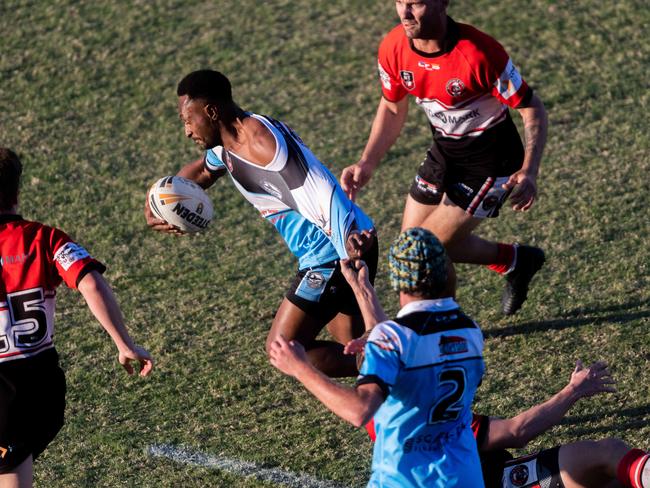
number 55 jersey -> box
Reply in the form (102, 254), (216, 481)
(0, 215), (105, 364)
(357, 298), (485, 488)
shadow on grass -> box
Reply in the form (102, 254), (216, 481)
(559, 404), (650, 437)
(485, 299), (650, 339)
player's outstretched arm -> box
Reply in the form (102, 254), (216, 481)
(481, 360), (615, 450)
(340, 96), (409, 201)
(503, 92), (548, 212)
(340, 258), (388, 331)
(270, 336), (384, 427)
(78, 270), (153, 377)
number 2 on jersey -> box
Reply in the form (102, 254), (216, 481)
(429, 367), (467, 424)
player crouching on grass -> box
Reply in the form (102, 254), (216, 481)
(0, 148), (153, 488)
(271, 228), (486, 487)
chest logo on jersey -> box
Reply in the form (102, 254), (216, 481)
(445, 78), (466, 97)
(417, 61), (440, 71)
(262, 181), (283, 200)
(400, 70), (415, 90)
(439, 335), (468, 355)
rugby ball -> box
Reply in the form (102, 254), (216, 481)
(148, 176), (213, 233)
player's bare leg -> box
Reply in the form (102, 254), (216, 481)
(412, 194), (544, 314)
(0, 455), (33, 488)
(557, 438), (640, 488)
(266, 298), (358, 377)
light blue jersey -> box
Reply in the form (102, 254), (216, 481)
(204, 114), (374, 270)
(358, 298), (485, 488)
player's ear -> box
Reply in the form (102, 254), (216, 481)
(204, 104), (219, 122)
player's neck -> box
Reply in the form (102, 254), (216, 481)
(0, 205), (18, 215)
(411, 37), (445, 54)
(410, 16), (449, 54)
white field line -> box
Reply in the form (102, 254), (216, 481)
(147, 443), (350, 488)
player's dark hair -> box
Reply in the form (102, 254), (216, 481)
(177, 70), (243, 139)
(0, 148), (22, 211)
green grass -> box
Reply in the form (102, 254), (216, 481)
(1, 0), (649, 486)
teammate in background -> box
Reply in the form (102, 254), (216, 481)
(270, 228), (486, 487)
(340, 0), (548, 315)
(473, 360), (650, 488)
(145, 69), (377, 378)
(0, 148), (153, 488)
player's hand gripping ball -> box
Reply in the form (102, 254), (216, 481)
(148, 176), (213, 233)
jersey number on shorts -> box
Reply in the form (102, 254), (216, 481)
(429, 367), (467, 424)
(0, 288), (48, 353)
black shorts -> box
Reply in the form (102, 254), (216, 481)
(499, 446), (563, 488)
(409, 116), (524, 219)
(0, 348), (66, 474)
(286, 235), (379, 323)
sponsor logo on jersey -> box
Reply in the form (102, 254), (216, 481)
(262, 181), (283, 200)
(378, 61), (392, 90)
(54, 243), (90, 271)
(418, 60), (440, 71)
(509, 464), (529, 486)
(495, 59), (523, 100)
(0, 253), (28, 266)
(0, 445), (9, 459)
(431, 109), (480, 126)
(439, 335), (468, 355)
(445, 78), (466, 97)
(400, 70), (415, 90)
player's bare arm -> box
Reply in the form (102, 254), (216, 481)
(480, 360), (615, 450)
(78, 270), (154, 377)
(340, 96), (409, 200)
(504, 93), (548, 212)
(339, 258), (388, 330)
(269, 336), (384, 427)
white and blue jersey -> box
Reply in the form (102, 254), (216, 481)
(204, 114), (374, 270)
(358, 298), (485, 488)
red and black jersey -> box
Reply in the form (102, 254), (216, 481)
(378, 17), (530, 174)
(0, 215), (105, 363)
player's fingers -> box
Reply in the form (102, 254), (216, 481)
(501, 174), (518, 190)
(140, 359), (153, 377)
(575, 359), (584, 372)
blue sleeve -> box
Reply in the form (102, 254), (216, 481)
(205, 148), (226, 173)
(357, 322), (403, 389)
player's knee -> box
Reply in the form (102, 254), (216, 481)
(595, 438), (631, 463)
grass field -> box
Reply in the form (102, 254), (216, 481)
(1, 0), (649, 486)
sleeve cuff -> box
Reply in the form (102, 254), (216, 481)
(356, 374), (390, 400)
(75, 261), (106, 288)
